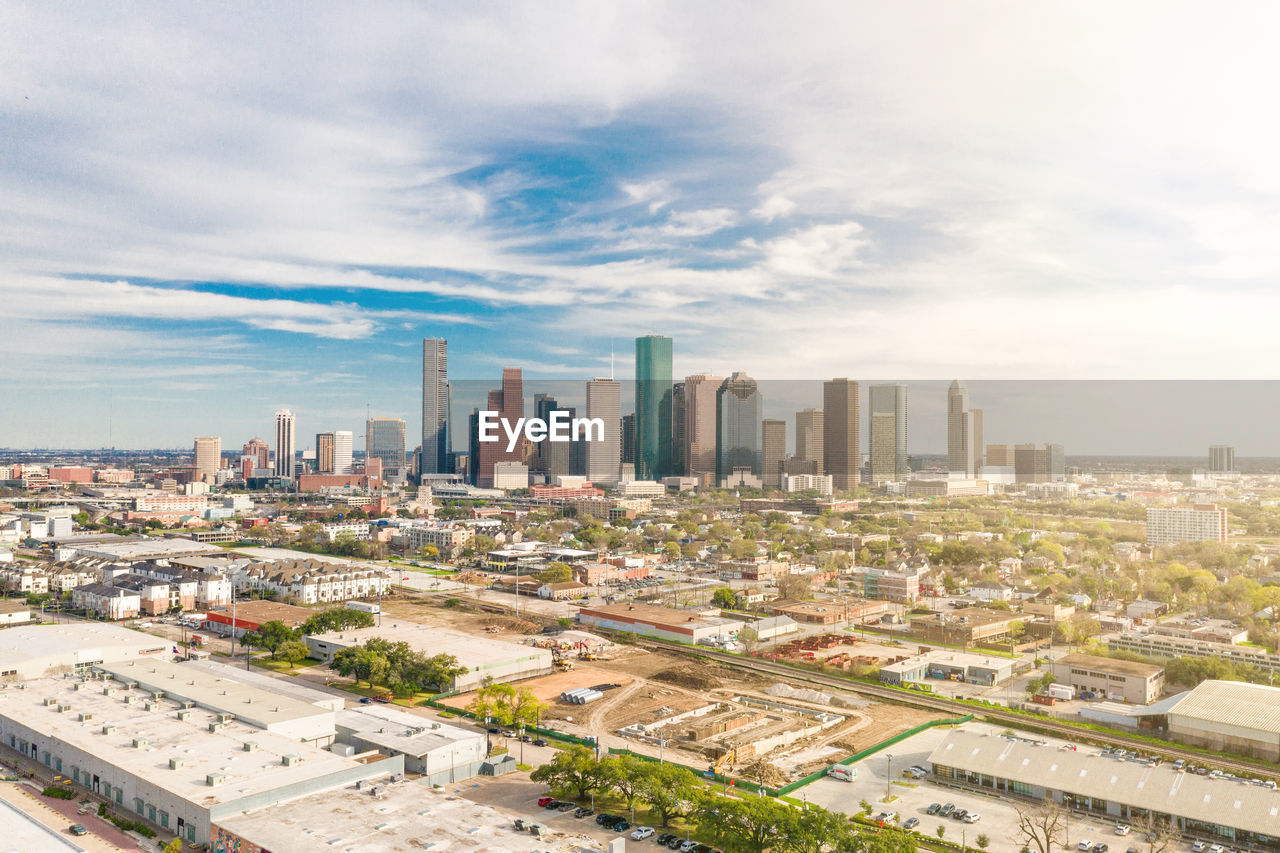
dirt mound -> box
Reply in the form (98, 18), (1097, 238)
(483, 615), (541, 634)
(652, 665), (720, 691)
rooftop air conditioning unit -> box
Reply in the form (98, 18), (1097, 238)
(243, 742), (258, 752)
(132, 737), (147, 748)
(169, 758), (184, 769)
(101, 724), (116, 735)
(206, 772), (224, 786)
(282, 754), (300, 766)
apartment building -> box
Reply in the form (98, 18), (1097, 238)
(400, 524), (475, 556)
(1146, 504), (1228, 546)
(1108, 632), (1280, 673)
(229, 559), (390, 605)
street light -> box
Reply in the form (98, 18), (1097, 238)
(885, 753), (893, 801)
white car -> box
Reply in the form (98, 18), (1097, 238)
(1191, 843), (1206, 852)
(1079, 841), (1095, 851)
(1115, 826), (1131, 836)
(631, 827), (655, 840)
(964, 813), (981, 824)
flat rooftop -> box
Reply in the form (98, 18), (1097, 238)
(74, 539), (222, 561)
(881, 649), (1014, 675)
(1056, 653), (1164, 678)
(0, 791), (89, 853)
(336, 705), (484, 757)
(0, 674), (369, 808)
(309, 623), (552, 669)
(212, 777), (562, 852)
(579, 602), (729, 628)
(206, 599), (314, 626)
(183, 658), (343, 712)
(98, 659), (335, 735)
(0, 623), (167, 672)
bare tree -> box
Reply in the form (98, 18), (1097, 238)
(1013, 799), (1068, 853)
(1139, 812), (1174, 853)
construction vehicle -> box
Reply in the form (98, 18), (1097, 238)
(554, 659), (574, 671)
(578, 650), (599, 661)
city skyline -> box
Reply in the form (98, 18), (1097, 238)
(7, 5), (1280, 452)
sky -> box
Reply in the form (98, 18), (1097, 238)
(4, 3), (1280, 453)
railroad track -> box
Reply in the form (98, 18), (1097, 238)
(632, 636), (1280, 782)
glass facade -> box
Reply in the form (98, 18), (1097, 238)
(635, 335), (673, 480)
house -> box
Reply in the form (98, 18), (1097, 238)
(997, 557), (1022, 576)
(72, 583), (142, 620)
(1126, 599), (1169, 621)
(538, 581), (588, 601)
(970, 581), (1013, 603)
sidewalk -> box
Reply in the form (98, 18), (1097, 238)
(0, 781), (140, 852)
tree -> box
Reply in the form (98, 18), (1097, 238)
(536, 562), (573, 584)
(936, 825), (946, 841)
(300, 607), (375, 635)
(783, 806), (859, 853)
(1013, 799), (1067, 853)
(240, 620), (298, 659)
(778, 573), (813, 601)
(694, 790), (790, 853)
(162, 839), (183, 853)
(600, 754), (646, 810)
(330, 647), (389, 688)
(529, 745), (605, 799)
(711, 587), (737, 609)
(278, 639), (310, 668)
(633, 762), (699, 826)
(664, 541), (681, 560)
(976, 834), (990, 850)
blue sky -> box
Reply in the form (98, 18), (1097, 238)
(4, 3), (1280, 452)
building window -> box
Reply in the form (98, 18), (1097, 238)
(135, 799), (144, 815)
(159, 810), (168, 829)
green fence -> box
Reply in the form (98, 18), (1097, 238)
(774, 713), (973, 796)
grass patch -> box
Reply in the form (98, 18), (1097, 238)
(249, 656), (324, 673)
(516, 763), (533, 771)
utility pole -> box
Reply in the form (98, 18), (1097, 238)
(885, 753), (893, 801)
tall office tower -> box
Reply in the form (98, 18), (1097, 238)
(366, 418), (407, 477)
(586, 378), (622, 484)
(795, 408), (824, 471)
(868, 384), (908, 484)
(242, 438), (269, 471)
(193, 436), (221, 482)
(1014, 443), (1065, 483)
(683, 373), (723, 480)
(315, 432), (336, 473)
(985, 443), (1015, 467)
(621, 414), (637, 466)
(466, 409), (481, 485)
(716, 372), (763, 483)
(534, 394), (573, 481)
(1209, 445), (1235, 473)
(635, 335), (674, 480)
(475, 367), (524, 488)
(761, 419), (786, 488)
(332, 430), (354, 475)
(273, 410), (296, 478)
(421, 338), (450, 475)
(947, 380), (983, 477)
(671, 381), (687, 477)
(822, 378), (859, 490)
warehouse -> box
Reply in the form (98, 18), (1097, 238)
(879, 649), (1016, 687)
(0, 623), (168, 680)
(0, 665), (400, 845)
(1049, 653), (1165, 704)
(203, 599), (315, 638)
(304, 621), (553, 692)
(1162, 680), (1280, 761)
(576, 602), (740, 644)
(334, 704), (486, 783)
(930, 729), (1280, 848)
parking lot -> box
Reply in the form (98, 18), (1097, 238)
(800, 723), (1137, 853)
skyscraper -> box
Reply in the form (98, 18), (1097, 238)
(315, 432), (335, 473)
(193, 436), (221, 482)
(868, 384), (908, 484)
(476, 367), (524, 488)
(421, 338), (450, 475)
(761, 419), (786, 488)
(823, 379), (859, 490)
(683, 374), (724, 481)
(947, 380), (982, 477)
(273, 410), (296, 479)
(534, 394), (574, 481)
(1014, 443), (1065, 483)
(635, 335), (673, 480)
(716, 372), (763, 483)
(586, 377), (622, 484)
(332, 430), (354, 475)
(671, 381), (687, 477)
(621, 414), (637, 466)
(242, 438), (269, 471)
(1209, 445), (1235, 473)
(795, 408), (824, 471)
(366, 418), (406, 478)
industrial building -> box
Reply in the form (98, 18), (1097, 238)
(0, 663), (402, 845)
(746, 615), (798, 641)
(0, 623), (169, 680)
(1108, 632), (1280, 674)
(879, 650), (1016, 687)
(334, 704), (486, 783)
(929, 729), (1280, 848)
(1049, 653), (1165, 704)
(576, 602), (740, 644)
(304, 621), (554, 692)
(1162, 680), (1280, 761)
(910, 607), (1024, 646)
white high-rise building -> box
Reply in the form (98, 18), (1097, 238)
(585, 377), (621, 484)
(193, 436), (221, 482)
(1147, 504), (1228, 546)
(273, 410), (296, 479)
(947, 380), (982, 478)
(421, 338), (449, 475)
(332, 430), (354, 475)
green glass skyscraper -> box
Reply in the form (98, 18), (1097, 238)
(634, 335), (673, 480)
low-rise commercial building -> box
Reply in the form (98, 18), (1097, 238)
(576, 602), (739, 644)
(203, 600), (315, 638)
(1162, 680), (1280, 761)
(0, 623), (168, 679)
(1049, 653), (1165, 704)
(880, 650), (1016, 687)
(537, 581), (588, 600)
(333, 704), (486, 782)
(304, 622), (553, 693)
(911, 607), (1024, 646)
(745, 615), (798, 641)
(770, 598), (890, 624)
(1108, 632), (1280, 674)
(0, 600), (32, 627)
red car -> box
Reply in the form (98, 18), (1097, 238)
(538, 796), (554, 807)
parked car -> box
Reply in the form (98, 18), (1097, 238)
(667, 838), (686, 850)
(680, 842), (700, 853)
(538, 796), (554, 807)
(656, 834), (675, 846)
(1115, 825), (1131, 836)
(927, 803), (941, 815)
(940, 803), (955, 816)
(903, 818), (920, 829)
(556, 801), (576, 812)
(613, 820), (632, 832)
(68, 825), (87, 837)
(1079, 841), (1095, 851)
(1094, 843), (1109, 852)
(574, 807), (594, 818)
(632, 827), (656, 840)
(964, 813), (980, 824)
(533, 738), (548, 747)
(1190, 843), (1206, 853)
